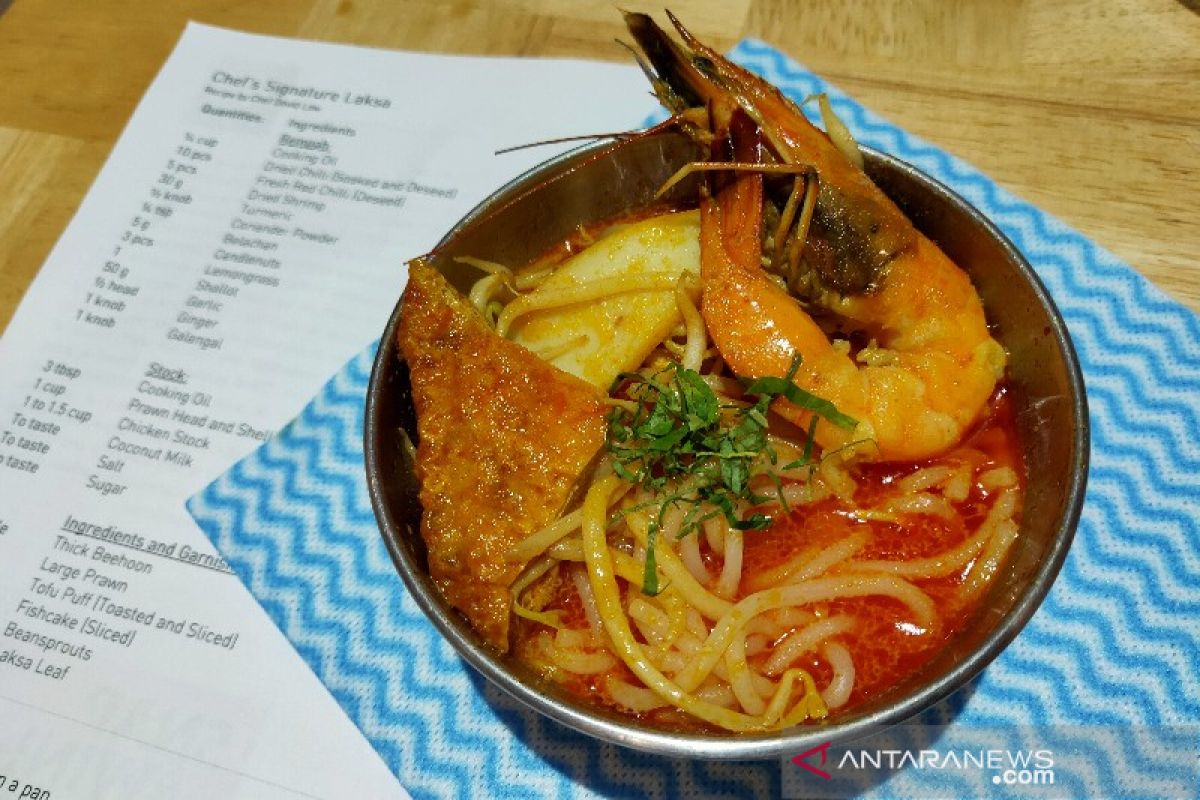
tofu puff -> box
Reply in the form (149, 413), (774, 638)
(396, 261), (608, 651)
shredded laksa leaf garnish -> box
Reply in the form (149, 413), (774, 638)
(604, 355), (858, 594)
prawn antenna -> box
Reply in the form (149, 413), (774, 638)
(494, 131), (636, 156)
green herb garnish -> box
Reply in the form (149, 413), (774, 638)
(605, 353), (858, 594)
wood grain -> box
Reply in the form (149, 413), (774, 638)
(2, 0), (1198, 333)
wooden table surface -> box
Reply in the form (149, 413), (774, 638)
(2, 0), (1198, 333)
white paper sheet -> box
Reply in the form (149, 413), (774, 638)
(0, 23), (652, 799)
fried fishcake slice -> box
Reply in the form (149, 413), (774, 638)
(397, 261), (607, 651)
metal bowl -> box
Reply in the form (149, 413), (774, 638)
(364, 130), (1088, 759)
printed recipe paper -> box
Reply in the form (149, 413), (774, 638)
(0, 23), (652, 799)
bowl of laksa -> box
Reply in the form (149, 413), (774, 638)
(365, 13), (1087, 759)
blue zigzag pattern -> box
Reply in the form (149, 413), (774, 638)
(188, 42), (1200, 799)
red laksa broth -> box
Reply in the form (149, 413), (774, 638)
(512, 389), (1024, 733)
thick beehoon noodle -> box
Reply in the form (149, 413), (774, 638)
(454, 206), (1023, 733)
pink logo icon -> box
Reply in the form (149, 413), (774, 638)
(792, 741), (833, 780)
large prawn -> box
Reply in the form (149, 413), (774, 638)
(625, 13), (1007, 462)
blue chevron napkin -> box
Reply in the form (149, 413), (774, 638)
(188, 41), (1200, 799)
